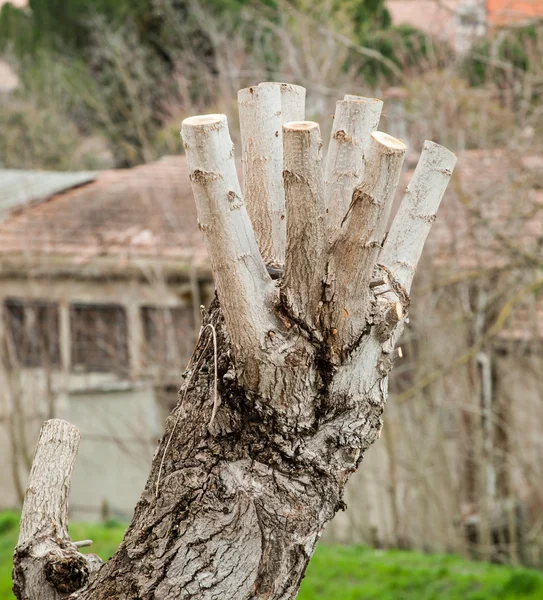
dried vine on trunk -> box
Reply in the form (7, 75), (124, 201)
(13, 83), (456, 600)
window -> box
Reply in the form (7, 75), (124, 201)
(4, 298), (60, 368)
(71, 304), (128, 372)
(141, 306), (193, 368)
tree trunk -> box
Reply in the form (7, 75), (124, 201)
(13, 83), (456, 600)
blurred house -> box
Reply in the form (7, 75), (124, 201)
(329, 148), (543, 565)
(0, 156), (212, 520)
(0, 59), (18, 95)
(386, 0), (543, 54)
(0, 0), (27, 6)
(1, 145), (542, 563)
(487, 0), (543, 25)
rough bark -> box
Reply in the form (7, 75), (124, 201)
(326, 132), (406, 352)
(14, 83), (456, 600)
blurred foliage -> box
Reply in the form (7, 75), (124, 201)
(2, 512), (543, 599)
(464, 21), (543, 91)
(0, 0), (408, 167)
(405, 71), (516, 151)
(0, 0), (541, 168)
(0, 98), (86, 169)
(359, 24), (452, 84)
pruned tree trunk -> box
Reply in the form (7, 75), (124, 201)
(13, 83), (456, 600)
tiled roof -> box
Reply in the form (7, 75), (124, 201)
(0, 155), (209, 268)
(486, 0), (543, 26)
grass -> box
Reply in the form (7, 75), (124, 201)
(2, 511), (543, 599)
(299, 545), (543, 599)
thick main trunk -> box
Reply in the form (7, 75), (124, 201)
(76, 297), (383, 599)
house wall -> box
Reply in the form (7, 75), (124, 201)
(66, 386), (159, 521)
(0, 270), (210, 520)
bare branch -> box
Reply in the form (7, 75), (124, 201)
(282, 121), (326, 331)
(181, 114), (276, 374)
(324, 96), (383, 236)
(327, 132), (406, 350)
(238, 82), (306, 267)
(379, 140), (457, 293)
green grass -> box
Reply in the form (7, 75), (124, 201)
(299, 545), (543, 599)
(1, 510), (543, 599)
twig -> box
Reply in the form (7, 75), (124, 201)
(206, 323), (220, 427)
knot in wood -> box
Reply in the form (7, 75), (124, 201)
(333, 129), (353, 144)
(44, 547), (89, 594)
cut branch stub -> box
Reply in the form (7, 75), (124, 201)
(182, 114), (277, 381)
(379, 140), (457, 293)
(282, 121), (326, 332)
(18, 419), (80, 547)
(238, 82), (306, 267)
(14, 419), (101, 600)
(326, 131), (406, 351)
(324, 96), (383, 237)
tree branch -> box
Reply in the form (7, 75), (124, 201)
(379, 140), (457, 293)
(238, 82), (306, 267)
(181, 114), (277, 382)
(324, 96), (383, 237)
(276, 82), (306, 123)
(14, 419), (101, 600)
(282, 121), (327, 331)
(326, 132), (406, 351)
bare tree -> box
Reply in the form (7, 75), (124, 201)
(13, 83), (455, 600)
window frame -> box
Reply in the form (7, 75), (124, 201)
(4, 297), (61, 369)
(70, 302), (129, 374)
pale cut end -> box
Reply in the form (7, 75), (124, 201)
(238, 82), (280, 103)
(261, 81), (306, 95)
(344, 94), (383, 105)
(182, 114), (226, 128)
(283, 121), (319, 131)
(422, 139), (457, 165)
(371, 131), (406, 151)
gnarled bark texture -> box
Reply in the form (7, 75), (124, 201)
(14, 82), (456, 600)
